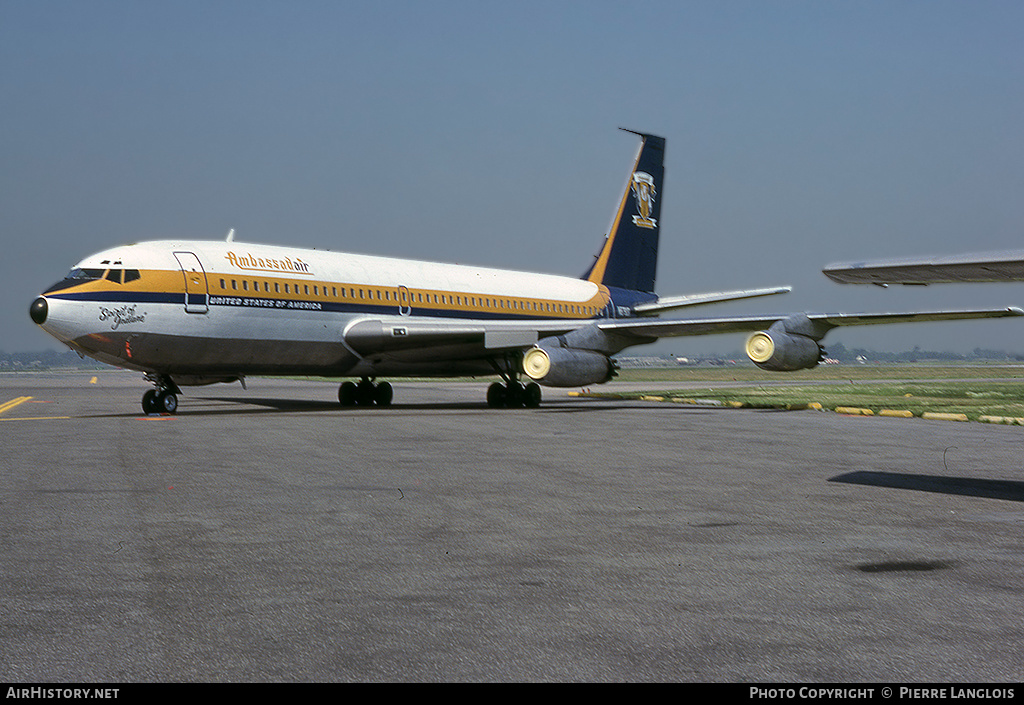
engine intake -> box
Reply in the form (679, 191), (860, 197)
(522, 344), (615, 387)
(745, 329), (824, 372)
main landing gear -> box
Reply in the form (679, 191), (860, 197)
(141, 375), (180, 415)
(487, 380), (542, 408)
(338, 378), (393, 407)
(486, 354), (542, 408)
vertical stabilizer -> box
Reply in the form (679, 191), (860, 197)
(583, 130), (666, 293)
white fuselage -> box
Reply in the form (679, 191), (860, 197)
(37, 240), (612, 383)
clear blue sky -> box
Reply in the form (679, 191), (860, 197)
(4, 0), (1023, 355)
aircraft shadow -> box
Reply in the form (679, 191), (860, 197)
(181, 396), (631, 415)
(84, 397), (477, 418)
(194, 396), (722, 415)
(83, 396), (719, 419)
(830, 470), (1024, 503)
(199, 396), (485, 413)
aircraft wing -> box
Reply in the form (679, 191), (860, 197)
(598, 307), (1024, 342)
(344, 306), (1024, 359)
(823, 250), (1024, 285)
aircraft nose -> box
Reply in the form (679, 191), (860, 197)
(29, 297), (48, 325)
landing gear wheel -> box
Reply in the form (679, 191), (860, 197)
(156, 390), (178, 414)
(142, 389), (159, 415)
(373, 381), (393, 406)
(339, 379), (393, 407)
(486, 352), (543, 409)
(524, 382), (542, 408)
(487, 380), (541, 408)
(142, 388), (178, 414)
(338, 381), (358, 406)
(487, 382), (506, 408)
(505, 381), (524, 408)
(356, 380), (376, 406)
(142, 375), (182, 414)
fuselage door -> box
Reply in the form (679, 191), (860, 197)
(398, 285), (412, 316)
(173, 251), (209, 314)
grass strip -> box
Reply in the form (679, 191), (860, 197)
(589, 379), (1024, 423)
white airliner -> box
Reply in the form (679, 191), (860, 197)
(29, 130), (1024, 413)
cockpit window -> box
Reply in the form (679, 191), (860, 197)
(59, 267), (140, 285)
(67, 268), (104, 280)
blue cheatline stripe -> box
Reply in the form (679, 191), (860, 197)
(50, 291), (183, 304)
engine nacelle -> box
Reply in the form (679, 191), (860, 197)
(745, 330), (824, 372)
(521, 344), (615, 387)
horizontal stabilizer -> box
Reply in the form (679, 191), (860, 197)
(632, 286), (791, 316)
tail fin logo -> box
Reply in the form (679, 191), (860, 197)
(630, 171), (658, 229)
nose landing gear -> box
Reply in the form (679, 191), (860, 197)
(141, 375), (181, 415)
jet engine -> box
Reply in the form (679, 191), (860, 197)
(745, 318), (826, 372)
(521, 343), (615, 387)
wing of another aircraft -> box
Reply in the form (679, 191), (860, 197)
(823, 250), (1024, 285)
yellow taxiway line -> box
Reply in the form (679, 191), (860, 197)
(0, 396), (33, 414)
(0, 396), (70, 421)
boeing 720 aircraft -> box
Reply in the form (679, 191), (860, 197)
(29, 130), (1024, 413)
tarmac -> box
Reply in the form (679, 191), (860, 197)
(2, 371), (1023, 682)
